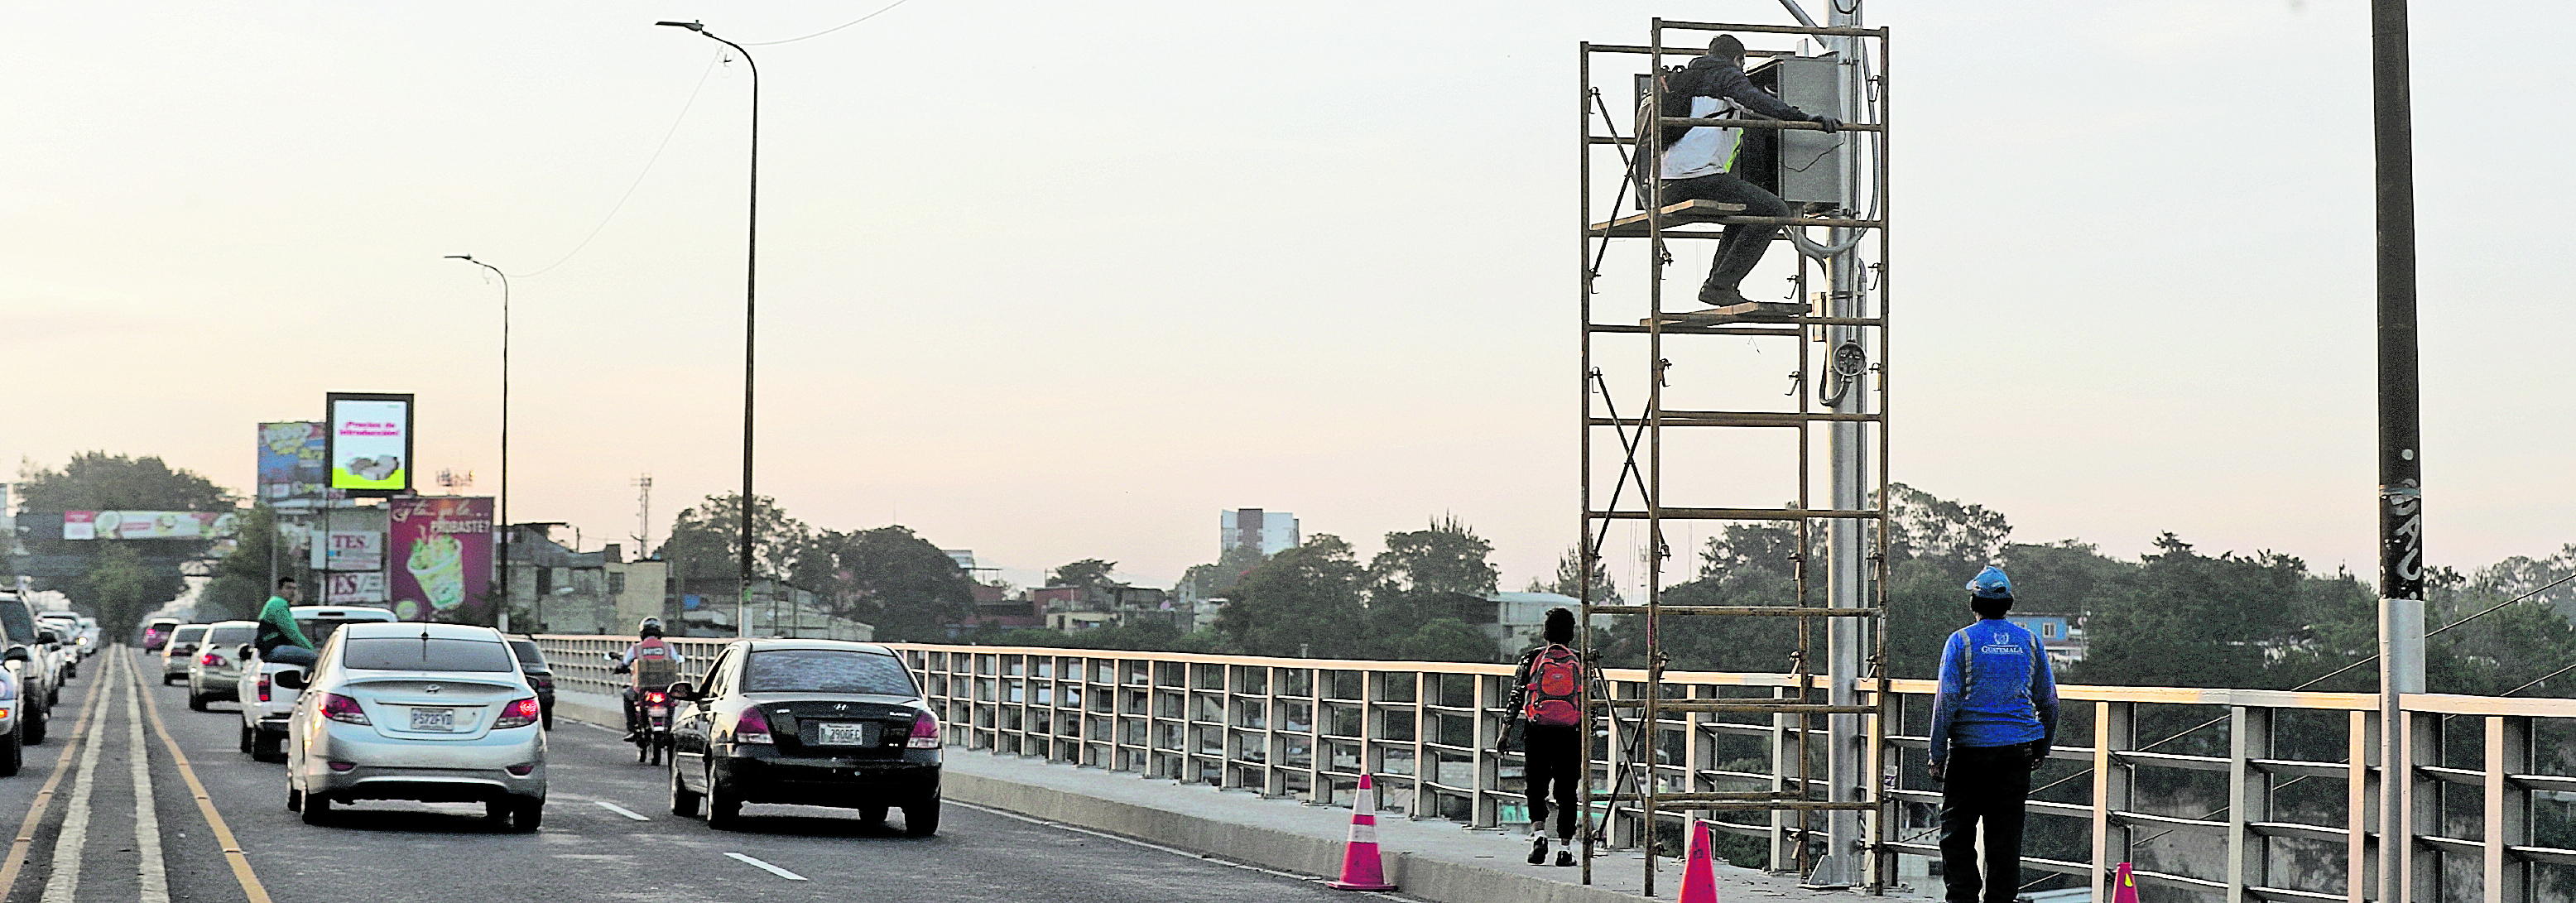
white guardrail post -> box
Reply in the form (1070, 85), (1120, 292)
(526, 637), (2576, 902)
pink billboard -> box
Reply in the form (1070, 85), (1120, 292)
(387, 497), (494, 622)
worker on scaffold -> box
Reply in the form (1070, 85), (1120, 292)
(1926, 566), (2059, 903)
(1649, 34), (1840, 315)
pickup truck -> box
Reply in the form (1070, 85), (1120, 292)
(235, 605), (399, 761)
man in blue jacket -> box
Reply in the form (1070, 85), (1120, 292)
(1927, 566), (2057, 903)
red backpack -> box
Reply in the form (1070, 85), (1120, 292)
(1523, 645), (1584, 727)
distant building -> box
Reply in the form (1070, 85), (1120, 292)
(500, 528), (667, 637)
(1220, 509), (1299, 556)
(2005, 613), (2086, 669)
(1483, 592), (1615, 661)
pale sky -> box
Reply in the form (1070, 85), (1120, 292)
(8, 1), (2573, 595)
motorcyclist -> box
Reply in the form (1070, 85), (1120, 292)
(613, 617), (685, 742)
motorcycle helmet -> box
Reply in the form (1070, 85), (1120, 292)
(637, 617), (665, 638)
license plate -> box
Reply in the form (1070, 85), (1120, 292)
(817, 722), (878, 747)
(647, 705), (667, 718)
(409, 708), (455, 732)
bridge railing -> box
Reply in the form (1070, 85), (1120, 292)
(531, 636), (2576, 902)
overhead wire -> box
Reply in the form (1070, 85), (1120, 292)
(740, 0), (919, 46)
(506, 51), (726, 278)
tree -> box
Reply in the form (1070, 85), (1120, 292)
(77, 543), (165, 640)
(1369, 516), (1499, 598)
(1179, 543), (1269, 598)
(789, 526), (976, 642)
(1214, 535), (1369, 657)
(1389, 617), (1497, 663)
(1050, 559), (1117, 589)
(656, 494), (809, 583)
(202, 505), (281, 622)
(17, 452), (232, 603)
(1527, 543), (1623, 606)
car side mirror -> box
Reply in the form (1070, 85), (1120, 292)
(2, 647), (24, 663)
(273, 670), (308, 690)
(36, 632), (56, 645)
(666, 681), (696, 702)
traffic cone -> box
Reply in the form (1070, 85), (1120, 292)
(1326, 774), (1398, 891)
(2111, 862), (2140, 903)
(1676, 819), (1720, 903)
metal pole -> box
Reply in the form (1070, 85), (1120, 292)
(658, 22), (761, 640)
(1813, 0), (1867, 886)
(2371, 2), (2425, 901)
(447, 255), (512, 628)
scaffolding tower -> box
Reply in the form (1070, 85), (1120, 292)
(1575, 17), (1893, 894)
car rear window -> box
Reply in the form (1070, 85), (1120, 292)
(507, 641), (545, 666)
(0, 606), (35, 644)
(742, 650), (915, 696)
(342, 638), (516, 672)
(296, 617), (391, 644)
(204, 626), (256, 646)
(171, 627), (207, 644)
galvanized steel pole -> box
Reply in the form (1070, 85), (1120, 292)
(2371, 2), (2425, 901)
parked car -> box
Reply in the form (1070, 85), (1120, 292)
(238, 606), (401, 762)
(161, 625), (209, 684)
(505, 638), (555, 731)
(667, 640), (941, 835)
(37, 613), (90, 663)
(0, 594), (53, 747)
(38, 617), (79, 680)
(282, 622), (546, 830)
(143, 618), (181, 652)
(186, 621), (259, 711)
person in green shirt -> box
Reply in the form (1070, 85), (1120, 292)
(256, 577), (319, 666)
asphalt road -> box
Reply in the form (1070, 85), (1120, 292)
(0, 649), (1391, 903)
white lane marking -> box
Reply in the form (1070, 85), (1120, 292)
(723, 852), (809, 881)
(948, 800), (1399, 896)
(123, 654), (171, 903)
(594, 800), (651, 822)
(40, 667), (117, 903)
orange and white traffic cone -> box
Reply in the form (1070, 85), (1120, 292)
(1676, 818), (1720, 903)
(1326, 773), (1398, 891)
(2111, 862), (2140, 903)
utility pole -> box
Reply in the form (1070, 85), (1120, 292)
(631, 475), (654, 555)
(1805, 0), (1872, 886)
(2371, 2), (2424, 901)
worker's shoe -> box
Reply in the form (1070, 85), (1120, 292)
(1555, 849), (1575, 867)
(1528, 835), (1550, 866)
(1696, 284), (1753, 307)
(1698, 285), (1806, 317)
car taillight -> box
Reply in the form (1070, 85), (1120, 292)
(733, 706), (774, 745)
(320, 693), (370, 725)
(256, 675), (272, 703)
(908, 711), (941, 748)
(199, 651), (226, 667)
(493, 697), (541, 729)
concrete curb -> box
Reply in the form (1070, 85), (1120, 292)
(553, 691), (1642, 903)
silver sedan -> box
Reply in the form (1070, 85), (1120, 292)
(282, 622), (547, 830)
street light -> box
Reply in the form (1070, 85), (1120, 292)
(445, 254), (516, 630)
(656, 19), (759, 639)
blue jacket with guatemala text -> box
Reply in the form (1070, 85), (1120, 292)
(1928, 617), (2059, 761)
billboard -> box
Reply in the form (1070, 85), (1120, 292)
(63, 512), (240, 540)
(323, 572), (387, 604)
(257, 421), (327, 502)
(310, 531), (384, 571)
(388, 497), (493, 622)
(325, 393), (413, 494)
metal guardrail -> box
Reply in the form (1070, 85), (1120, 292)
(532, 636), (2576, 902)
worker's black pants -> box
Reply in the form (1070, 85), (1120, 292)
(1659, 173), (1791, 296)
(1523, 724), (1581, 840)
(1939, 744), (2033, 903)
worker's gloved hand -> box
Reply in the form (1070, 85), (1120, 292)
(2026, 742), (2050, 772)
(1927, 759), (1945, 784)
(1812, 115), (1843, 133)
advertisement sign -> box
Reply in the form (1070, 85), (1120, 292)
(325, 393), (413, 494)
(63, 512), (240, 540)
(387, 497), (493, 622)
(324, 572), (387, 604)
(257, 421), (327, 502)
(309, 531), (385, 571)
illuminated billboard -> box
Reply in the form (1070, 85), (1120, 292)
(257, 421), (327, 502)
(325, 392), (413, 494)
(388, 497), (493, 622)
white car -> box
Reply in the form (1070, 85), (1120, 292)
(282, 622), (547, 830)
(238, 606), (400, 762)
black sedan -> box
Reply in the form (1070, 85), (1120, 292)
(666, 640), (941, 835)
(506, 637), (556, 730)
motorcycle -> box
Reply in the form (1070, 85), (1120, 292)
(606, 655), (675, 766)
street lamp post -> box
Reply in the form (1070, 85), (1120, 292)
(656, 19), (759, 639)
(445, 254), (516, 631)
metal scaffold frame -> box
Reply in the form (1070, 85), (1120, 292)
(1575, 17), (1893, 895)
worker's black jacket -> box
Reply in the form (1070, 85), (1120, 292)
(1656, 55), (1812, 151)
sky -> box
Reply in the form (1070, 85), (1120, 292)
(7, 1), (2574, 596)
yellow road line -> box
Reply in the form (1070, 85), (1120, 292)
(0, 650), (108, 900)
(132, 649), (273, 903)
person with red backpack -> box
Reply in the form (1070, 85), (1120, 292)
(1505, 608), (1585, 867)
